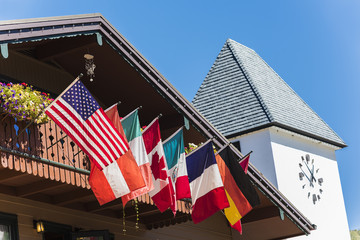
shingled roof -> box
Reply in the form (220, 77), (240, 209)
(192, 39), (346, 148)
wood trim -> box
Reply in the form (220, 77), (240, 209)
(52, 188), (92, 206)
(0, 169), (26, 183)
(16, 180), (64, 197)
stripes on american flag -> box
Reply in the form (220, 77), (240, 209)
(45, 80), (129, 171)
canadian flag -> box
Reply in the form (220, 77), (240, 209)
(142, 118), (176, 214)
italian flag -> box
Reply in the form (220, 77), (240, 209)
(120, 108), (154, 205)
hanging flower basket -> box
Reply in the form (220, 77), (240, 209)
(0, 82), (53, 124)
(185, 142), (217, 155)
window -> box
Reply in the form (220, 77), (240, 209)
(40, 221), (72, 240)
(72, 230), (113, 240)
(33, 221), (114, 240)
(0, 224), (10, 240)
(0, 212), (19, 240)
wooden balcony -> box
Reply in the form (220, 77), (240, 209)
(0, 115), (191, 229)
(0, 115), (89, 187)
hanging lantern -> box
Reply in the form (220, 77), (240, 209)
(33, 220), (45, 233)
(84, 54), (96, 82)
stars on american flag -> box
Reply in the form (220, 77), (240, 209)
(62, 81), (100, 120)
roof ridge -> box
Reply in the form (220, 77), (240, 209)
(0, 13), (103, 26)
(226, 39), (274, 122)
(227, 38), (255, 52)
(249, 45), (346, 144)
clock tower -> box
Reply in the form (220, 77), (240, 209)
(192, 39), (350, 239)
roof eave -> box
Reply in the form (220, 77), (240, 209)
(0, 14), (315, 235)
(226, 122), (347, 149)
(0, 13), (102, 28)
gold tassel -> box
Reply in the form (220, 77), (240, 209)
(135, 199), (139, 230)
(123, 207), (126, 235)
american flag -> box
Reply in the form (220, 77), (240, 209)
(45, 79), (129, 170)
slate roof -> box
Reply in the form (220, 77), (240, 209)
(192, 39), (346, 148)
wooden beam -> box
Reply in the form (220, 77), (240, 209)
(59, 202), (88, 212)
(26, 193), (53, 204)
(242, 206), (280, 224)
(143, 212), (190, 229)
(16, 180), (64, 197)
(140, 210), (186, 225)
(85, 198), (122, 213)
(92, 209), (119, 219)
(85, 201), (103, 212)
(122, 204), (159, 220)
(52, 188), (92, 206)
(36, 36), (97, 61)
(0, 184), (16, 195)
(0, 170), (27, 183)
(86, 199), (161, 222)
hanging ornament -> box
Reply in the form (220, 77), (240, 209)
(134, 199), (139, 231)
(123, 207), (126, 235)
(84, 54), (96, 82)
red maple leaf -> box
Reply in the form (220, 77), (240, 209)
(151, 152), (167, 180)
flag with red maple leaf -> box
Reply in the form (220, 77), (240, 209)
(151, 152), (168, 180)
(142, 118), (176, 214)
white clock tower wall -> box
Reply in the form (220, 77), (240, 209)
(234, 127), (350, 239)
(231, 128), (279, 188)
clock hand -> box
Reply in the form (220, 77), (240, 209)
(302, 158), (314, 182)
(311, 164), (316, 183)
(299, 164), (314, 187)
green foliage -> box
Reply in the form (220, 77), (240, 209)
(184, 142), (217, 155)
(351, 229), (360, 240)
(0, 82), (53, 124)
(185, 143), (201, 155)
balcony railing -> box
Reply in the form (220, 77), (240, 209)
(0, 114), (192, 217)
(0, 115), (90, 189)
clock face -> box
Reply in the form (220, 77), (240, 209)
(298, 154), (324, 204)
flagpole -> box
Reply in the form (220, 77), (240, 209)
(163, 126), (184, 144)
(121, 105), (143, 122)
(216, 142), (231, 155)
(43, 73), (83, 113)
(185, 138), (213, 158)
(104, 101), (122, 112)
(10, 74), (83, 144)
(142, 114), (162, 132)
(221, 141), (252, 162)
(239, 151), (252, 164)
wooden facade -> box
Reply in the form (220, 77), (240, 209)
(0, 14), (315, 239)
(0, 193), (230, 240)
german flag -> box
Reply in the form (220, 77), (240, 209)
(215, 146), (260, 233)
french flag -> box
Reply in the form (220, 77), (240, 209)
(186, 141), (229, 224)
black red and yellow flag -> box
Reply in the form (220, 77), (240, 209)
(215, 146), (260, 233)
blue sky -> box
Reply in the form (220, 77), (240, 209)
(1, 0), (359, 230)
